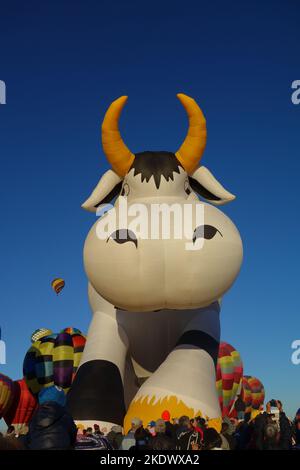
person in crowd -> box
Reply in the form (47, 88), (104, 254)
(161, 410), (177, 441)
(0, 434), (25, 450)
(120, 417), (143, 450)
(93, 423), (104, 436)
(106, 425), (123, 450)
(234, 416), (252, 450)
(221, 420), (236, 450)
(253, 400), (292, 450)
(155, 418), (167, 435)
(147, 420), (156, 436)
(153, 418), (177, 448)
(75, 425), (112, 450)
(195, 416), (207, 431)
(234, 394), (246, 421)
(203, 428), (223, 450)
(292, 409), (300, 449)
(219, 423), (230, 450)
(24, 385), (77, 450)
(133, 426), (152, 450)
(176, 415), (202, 450)
(149, 433), (175, 450)
(191, 417), (204, 440)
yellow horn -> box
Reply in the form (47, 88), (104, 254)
(102, 96), (135, 176)
(175, 93), (207, 174)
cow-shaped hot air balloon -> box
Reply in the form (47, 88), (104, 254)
(66, 94), (243, 432)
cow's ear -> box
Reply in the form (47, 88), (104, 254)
(189, 166), (236, 205)
(82, 170), (123, 212)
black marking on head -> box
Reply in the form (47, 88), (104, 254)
(130, 151), (182, 189)
(188, 177), (221, 202)
(94, 181), (123, 207)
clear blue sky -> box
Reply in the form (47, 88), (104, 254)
(0, 0), (299, 418)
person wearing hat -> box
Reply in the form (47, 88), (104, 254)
(161, 410), (177, 442)
(147, 421), (156, 436)
(120, 417), (142, 450)
(24, 385), (77, 450)
(106, 425), (123, 449)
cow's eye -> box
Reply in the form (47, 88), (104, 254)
(184, 179), (191, 195)
(121, 183), (130, 197)
(107, 229), (138, 248)
(193, 225), (222, 242)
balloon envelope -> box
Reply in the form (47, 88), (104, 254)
(4, 378), (37, 429)
(0, 373), (15, 419)
(241, 376), (253, 414)
(216, 342), (243, 417)
(243, 375), (265, 411)
(51, 278), (65, 295)
(23, 328), (86, 396)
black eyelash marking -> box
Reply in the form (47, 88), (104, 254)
(193, 225), (222, 243)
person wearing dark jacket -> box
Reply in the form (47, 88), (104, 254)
(253, 401), (292, 450)
(176, 416), (202, 450)
(234, 394), (246, 421)
(106, 425), (123, 450)
(292, 408), (300, 448)
(25, 385), (77, 450)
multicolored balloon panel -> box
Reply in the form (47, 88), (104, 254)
(216, 342), (243, 417)
(0, 373), (15, 418)
(23, 328), (86, 396)
(31, 328), (53, 343)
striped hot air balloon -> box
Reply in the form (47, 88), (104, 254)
(216, 342), (243, 417)
(243, 375), (265, 413)
(241, 376), (253, 414)
(0, 373), (15, 419)
(4, 378), (37, 432)
(51, 278), (65, 295)
(23, 328), (86, 396)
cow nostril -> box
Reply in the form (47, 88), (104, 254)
(107, 229), (138, 248)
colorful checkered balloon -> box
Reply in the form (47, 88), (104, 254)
(242, 375), (265, 412)
(23, 327), (86, 396)
(216, 342), (243, 417)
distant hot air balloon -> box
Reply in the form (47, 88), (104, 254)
(0, 373), (15, 419)
(51, 278), (65, 295)
(216, 342), (243, 417)
(242, 375), (265, 414)
(241, 376), (253, 414)
(23, 328), (86, 396)
(4, 378), (37, 432)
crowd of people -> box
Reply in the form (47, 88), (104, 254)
(1, 386), (300, 451)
